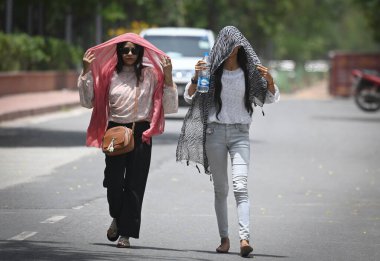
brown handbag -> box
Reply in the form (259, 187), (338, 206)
(102, 124), (135, 156)
(102, 82), (139, 156)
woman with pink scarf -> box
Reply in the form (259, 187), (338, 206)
(78, 33), (178, 248)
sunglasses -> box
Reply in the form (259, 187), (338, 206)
(120, 47), (139, 55)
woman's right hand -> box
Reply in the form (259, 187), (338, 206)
(82, 50), (95, 76)
(194, 60), (207, 80)
(188, 60), (207, 97)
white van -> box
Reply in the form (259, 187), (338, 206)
(140, 27), (215, 103)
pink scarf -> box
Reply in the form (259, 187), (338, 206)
(85, 33), (167, 147)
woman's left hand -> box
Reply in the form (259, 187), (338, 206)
(161, 56), (174, 86)
(257, 64), (274, 84)
(257, 64), (275, 94)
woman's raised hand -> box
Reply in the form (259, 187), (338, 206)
(194, 60), (207, 79)
(257, 64), (276, 94)
(161, 56), (172, 75)
(256, 64), (274, 85)
(161, 56), (174, 86)
(82, 50), (95, 76)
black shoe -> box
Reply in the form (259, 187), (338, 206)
(216, 237), (230, 253)
(240, 240), (253, 257)
(106, 218), (119, 242)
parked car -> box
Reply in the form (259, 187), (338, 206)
(140, 27), (215, 105)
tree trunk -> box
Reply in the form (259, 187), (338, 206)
(95, 3), (102, 44)
(65, 9), (73, 44)
(5, 0), (13, 33)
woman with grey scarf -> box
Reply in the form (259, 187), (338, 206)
(176, 26), (280, 257)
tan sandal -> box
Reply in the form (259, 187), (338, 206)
(216, 237), (230, 253)
(116, 236), (130, 248)
(240, 239), (253, 257)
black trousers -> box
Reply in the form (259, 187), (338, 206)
(103, 121), (152, 239)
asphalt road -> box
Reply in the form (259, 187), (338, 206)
(0, 99), (379, 261)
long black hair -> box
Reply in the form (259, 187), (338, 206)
(214, 47), (253, 119)
(115, 42), (145, 82)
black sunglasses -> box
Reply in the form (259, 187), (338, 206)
(120, 47), (139, 55)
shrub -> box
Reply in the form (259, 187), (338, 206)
(0, 32), (82, 71)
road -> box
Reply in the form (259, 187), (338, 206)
(0, 98), (379, 261)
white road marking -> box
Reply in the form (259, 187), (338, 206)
(72, 205), (84, 210)
(8, 231), (38, 241)
(40, 215), (66, 224)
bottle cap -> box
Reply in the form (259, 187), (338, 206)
(203, 52), (209, 57)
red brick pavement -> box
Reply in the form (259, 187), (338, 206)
(0, 90), (80, 122)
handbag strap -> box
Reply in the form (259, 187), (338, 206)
(131, 79), (140, 133)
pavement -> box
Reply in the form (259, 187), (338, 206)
(0, 90), (81, 122)
(0, 80), (332, 123)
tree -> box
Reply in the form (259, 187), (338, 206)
(1, 0), (379, 61)
(353, 0), (380, 42)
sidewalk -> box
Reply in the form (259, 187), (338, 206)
(0, 90), (80, 122)
(280, 80), (331, 100)
(0, 80), (332, 123)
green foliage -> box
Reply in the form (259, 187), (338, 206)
(3, 0), (380, 70)
(0, 32), (82, 71)
(43, 37), (83, 70)
(353, 0), (380, 42)
(102, 2), (127, 22)
(267, 0), (379, 61)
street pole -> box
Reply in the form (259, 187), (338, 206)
(65, 13), (73, 44)
(95, 3), (102, 44)
(5, 0), (13, 33)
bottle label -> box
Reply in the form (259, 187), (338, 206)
(197, 76), (209, 93)
(199, 76), (209, 86)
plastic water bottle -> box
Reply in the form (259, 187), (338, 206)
(197, 52), (210, 93)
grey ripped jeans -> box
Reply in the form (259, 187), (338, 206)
(205, 122), (251, 241)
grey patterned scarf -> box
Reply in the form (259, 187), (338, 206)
(176, 26), (268, 174)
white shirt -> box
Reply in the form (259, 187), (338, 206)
(184, 67), (280, 124)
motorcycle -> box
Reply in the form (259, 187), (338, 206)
(351, 69), (380, 112)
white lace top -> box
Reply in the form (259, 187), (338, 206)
(184, 67), (280, 124)
(78, 66), (178, 123)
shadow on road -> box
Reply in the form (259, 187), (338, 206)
(0, 127), (181, 147)
(93, 242), (186, 252)
(253, 253), (289, 258)
(0, 240), (121, 261)
(190, 249), (289, 259)
(0, 127), (87, 147)
(0, 240), (211, 261)
(93, 243), (289, 259)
